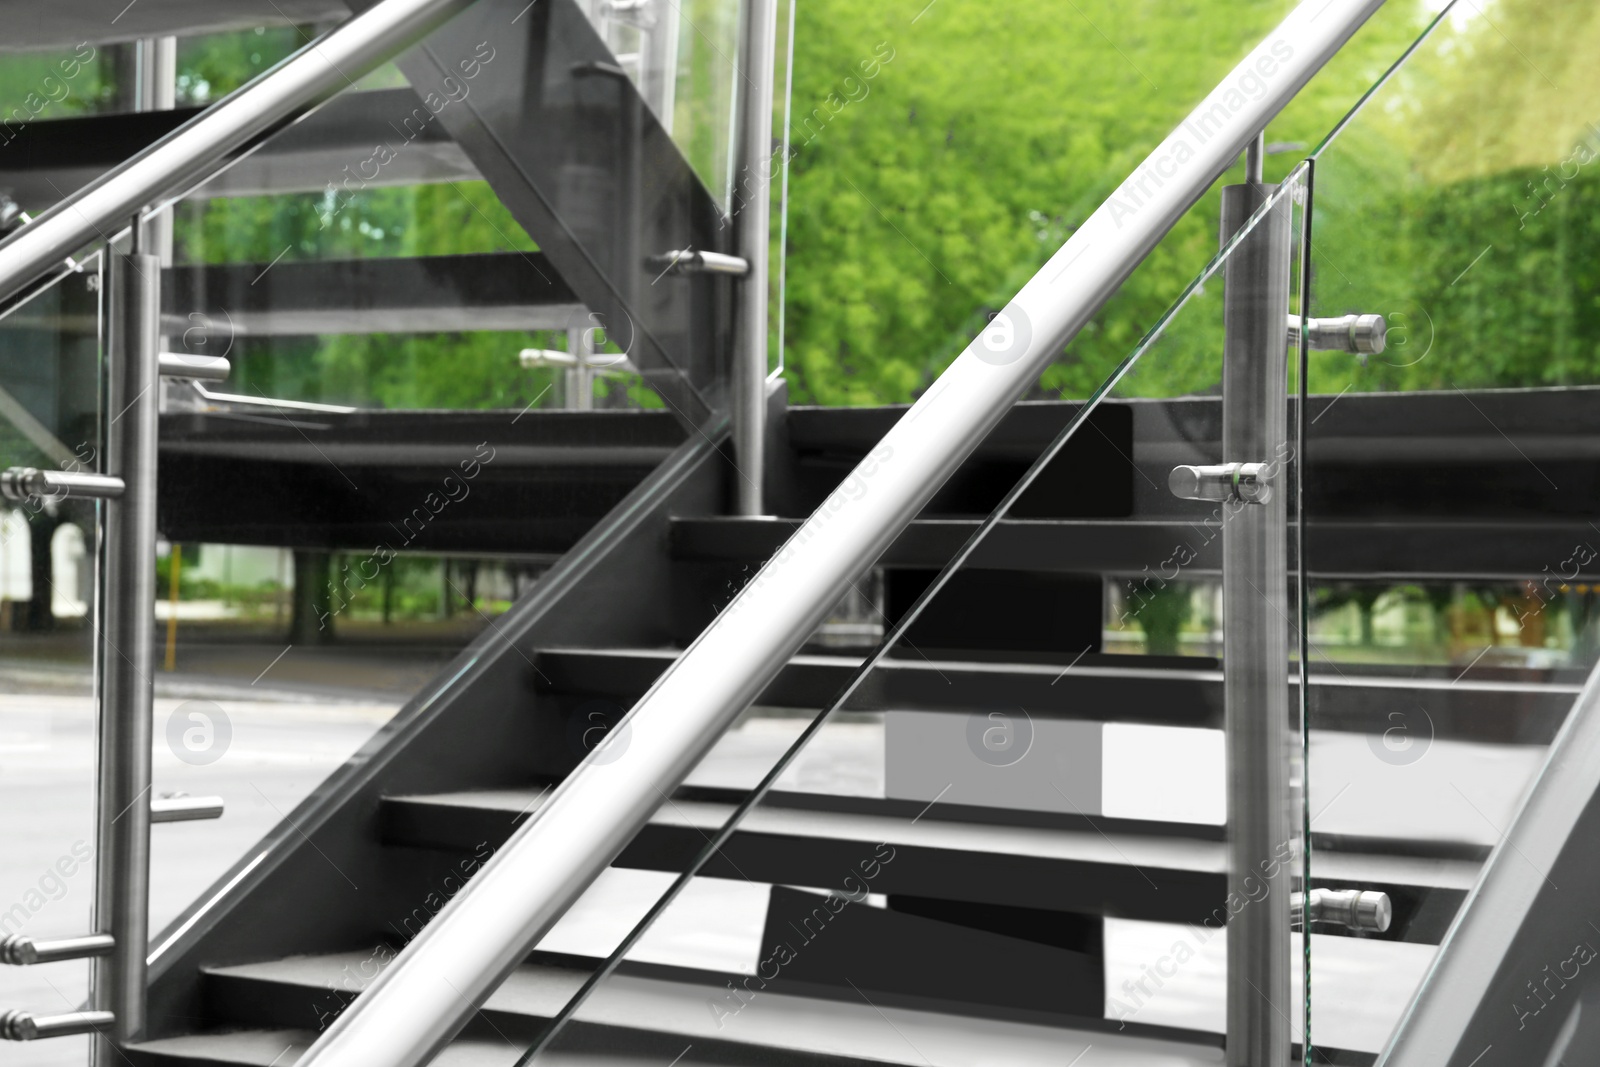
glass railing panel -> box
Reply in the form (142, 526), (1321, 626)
(571, 0), (739, 204)
(1299, 1), (1600, 1060)
(23, 1), (750, 424)
(502, 171), (1310, 1066)
(0, 4), (741, 966)
(0, 257), (103, 1067)
(0, 0), (794, 451)
(0, 27), (325, 218)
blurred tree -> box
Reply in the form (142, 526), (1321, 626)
(159, 4), (1440, 411)
(1132, 582), (1193, 657)
(777, 0), (1435, 405)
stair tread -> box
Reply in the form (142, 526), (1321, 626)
(672, 513), (1600, 579)
(533, 646), (1578, 745)
(386, 788), (1481, 892)
(129, 1028), (529, 1066)
(8, 87), (474, 210)
(164, 251), (581, 338)
(539, 644), (1585, 689)
(189, 952), (1224, 1067)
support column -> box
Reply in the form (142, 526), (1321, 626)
(566, 324), (595, 411)
(731, 0), (777, 516)
(1220, 168), (1294, 1066)
(132, 37), (177, 261)
(91, 247), (161, 1063)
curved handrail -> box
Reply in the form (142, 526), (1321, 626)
(0, 0), (475, 310)
(296, 1), (1390, 1065)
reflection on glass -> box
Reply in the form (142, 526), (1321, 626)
(0, 260), (102, 1067)
(1300, 2), (1600, 1060)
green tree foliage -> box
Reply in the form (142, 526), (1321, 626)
(81, 1), (1584, 415)
(1306, 0), (1600, 395)
(0, 43), (115, 128)
(776, 0), (1437, 405)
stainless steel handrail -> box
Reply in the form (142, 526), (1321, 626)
(296, 2), (1389, 1064)
(0, 0), (475, 310)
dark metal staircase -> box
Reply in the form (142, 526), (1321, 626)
(108, 388), (1598, 1066)
(3, 2), (1593, 1065)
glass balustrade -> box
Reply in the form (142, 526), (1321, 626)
(0, 256), (103, 1067)
(1299, 0), (1600, 1060)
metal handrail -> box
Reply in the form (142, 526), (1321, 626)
(0, 0), (475, 311)
(296, 2), (1389, 1064)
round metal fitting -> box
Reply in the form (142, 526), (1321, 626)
(0, 1009), (36, 1041)
(0, 467), (42, 503)
(1167, 462), (1273, 506)
(0, 935), (35, 966)
(1346, 314), (1387, 355)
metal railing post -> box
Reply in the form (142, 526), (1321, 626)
(731, 0), (777, 516)
(1219, 146), (1294, 1066)
(132, 36), (176, 261)
(566, 324), (595, 411)
(90, 239), (161, 1063)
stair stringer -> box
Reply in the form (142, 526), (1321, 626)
(142, 418), (731, 1041)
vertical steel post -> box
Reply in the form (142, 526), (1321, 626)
(91, 243), (161, 1064)
(133, 37), (177, 262)
(1220, 171), (1294, 1067)
(566, 325), (595, 411)
(732, 0), (776, 516)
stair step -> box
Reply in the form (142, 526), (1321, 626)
(532, 647), (1578, 745)
(787, 388), (1600, 460)
(379, 789), (1476, 943)
(126, 1029), (536, 1066)
(163, 408), (685, 462)
(159, 410), (686, 552)
(670, 515), (1600, 581)
(138, 950), (1229, 1067)
(784, 390), (1600, 525)
(163, 252), (581, 339)
(4, 87), (474, 211)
